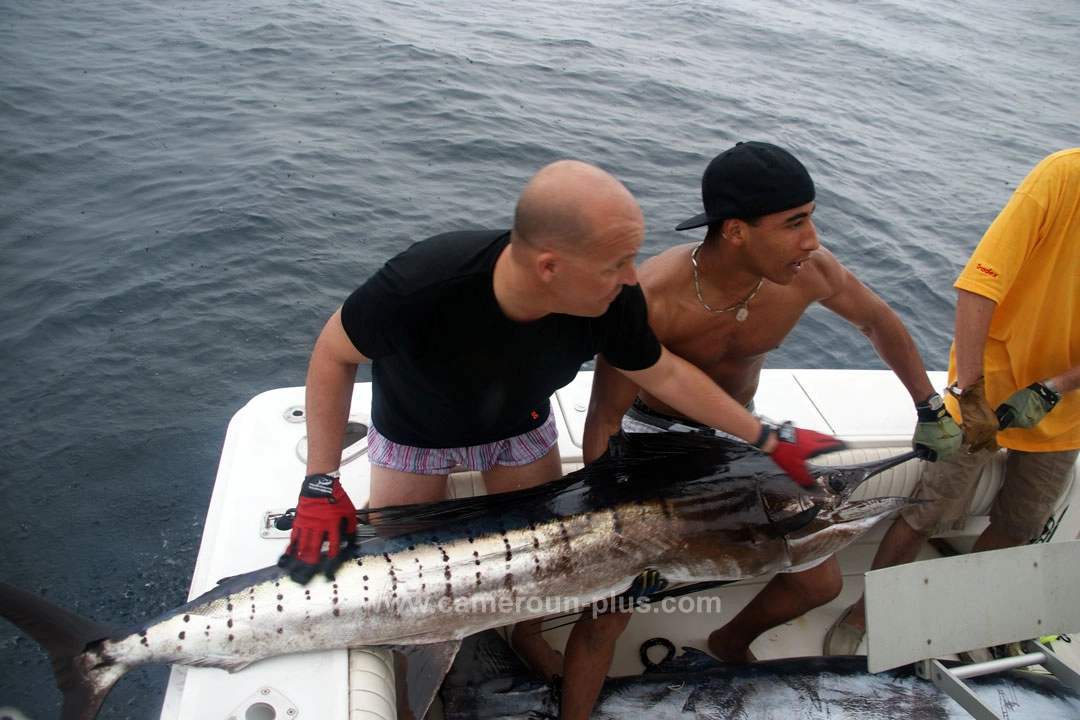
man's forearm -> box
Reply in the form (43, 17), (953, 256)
(304, 354), (358, 476)
(583, 357), (641, 463)
(863, 312), (937, 402)
(954, 289), (996, 387)
(303, 314), (363, 476)
(582, 416), (622, 464)
(1047, 363), (1080, 395)
(625, 347), (766, 446)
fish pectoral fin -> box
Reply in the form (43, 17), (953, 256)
(390, 639), (462, 720)
(185, 654), (254, 673)
(762, 505), (822, 537)
(829, 496), (928, 523)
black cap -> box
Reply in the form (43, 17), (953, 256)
(675, 141), (816, 231)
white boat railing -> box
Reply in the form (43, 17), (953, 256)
(865, 541), (1080, 719)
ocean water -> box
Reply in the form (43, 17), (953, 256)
(0, 0), (1077, 717)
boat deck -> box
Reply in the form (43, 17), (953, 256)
(160, 369), (1080, 719)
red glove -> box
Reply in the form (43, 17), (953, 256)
(763, 421), (846, 487)
(278, 472), (357, 583)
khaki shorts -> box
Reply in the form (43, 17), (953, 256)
(901, 446), (1078, 541)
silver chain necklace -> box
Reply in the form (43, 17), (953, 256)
(690, 243), (764, 322)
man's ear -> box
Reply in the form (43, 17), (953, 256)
(536, 250), (560, 282)
(722, 218), (747, 247)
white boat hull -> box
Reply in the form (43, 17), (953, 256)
(160, 369), (1080, 719)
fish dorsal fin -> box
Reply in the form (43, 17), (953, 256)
(351, 431), (749, 542)
(606, 430), (751, 461)
(351, 480), (579, 543)
(350, 431), (759, 545)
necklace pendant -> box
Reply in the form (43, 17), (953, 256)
(690, 243), (765, 319)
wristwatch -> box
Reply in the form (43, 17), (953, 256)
(946, 382), (963, 398)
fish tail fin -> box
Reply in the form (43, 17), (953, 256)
(0, 581), (122, 720)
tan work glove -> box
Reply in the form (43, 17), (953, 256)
(957, 377), (999, 453)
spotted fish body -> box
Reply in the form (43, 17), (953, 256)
(1, 432), (918, 720)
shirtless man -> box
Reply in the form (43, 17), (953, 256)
(561, 142), (961, 719)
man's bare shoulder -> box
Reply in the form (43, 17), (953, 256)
(639, 243), (697, 282)
(805, 245), (873, 302)
(776, 244), (853, 303)
(638, 243), (697, 310)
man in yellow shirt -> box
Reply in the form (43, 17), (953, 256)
(824, 148), (1080, 655)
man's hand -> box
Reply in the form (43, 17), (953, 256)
(912, 393), (962, 461)
(955, 377), (1000, 453)
(278, 472), (358, 584)
(765, 422), (846, 487)
(996, 381), (1061, 430)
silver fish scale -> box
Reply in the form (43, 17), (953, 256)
(100, 506), (642, 675)
(82, 444), (917, 690)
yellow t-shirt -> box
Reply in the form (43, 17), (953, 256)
(944, 148), (1080, 451)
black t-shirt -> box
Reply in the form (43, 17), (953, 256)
(339, 229), (661, 448)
